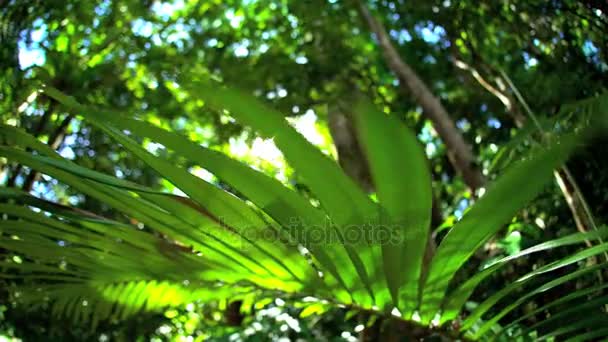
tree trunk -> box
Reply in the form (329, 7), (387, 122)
(328, 95), (375, 193)
(354, 0), (486, 192)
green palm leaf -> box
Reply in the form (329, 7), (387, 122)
(351, 99), (432, 314)
(0, 83), (605, 340)
(419, 133), (580, 323)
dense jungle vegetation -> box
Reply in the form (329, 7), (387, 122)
(1, 0), (608, 340)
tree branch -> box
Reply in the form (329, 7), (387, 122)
(354, 0), (485, 192)
(6, 103), (53, 187)
(457, 50), (604, 261)
(22, 113), (73, 192)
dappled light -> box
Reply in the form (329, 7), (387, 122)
(1, 0), (608, 341)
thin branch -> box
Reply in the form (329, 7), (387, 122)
(497, 69), (606, 266)
(498, 71), (545, 132)
(450, 40), (606, 269)
(449, 39), (601, 245)
(354, 0), (485, 192)
(22, 113), (73, 192)
(453, 59), (512, 111)
(6, 103), (53, 187)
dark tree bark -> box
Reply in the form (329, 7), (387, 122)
(224, 300), (245, 326)
(22, 114), (73, 192)
(328, 95), (374, 193)
(23, 115), (73, 192)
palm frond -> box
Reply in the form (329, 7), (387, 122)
(0, 84), (606, 340)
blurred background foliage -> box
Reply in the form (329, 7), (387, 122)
(0, 0), (607, 340)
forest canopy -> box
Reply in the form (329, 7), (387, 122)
(1, 0), (607, 341)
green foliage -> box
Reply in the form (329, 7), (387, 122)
(2, 0), (608, 340)
(1, 84), (607, 340)
(352, 99), (432, 312)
